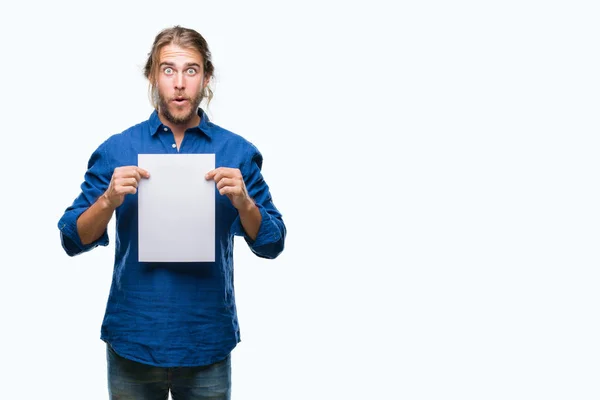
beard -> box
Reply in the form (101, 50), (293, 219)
(156, 87), (204, 125)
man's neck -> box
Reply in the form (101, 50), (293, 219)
(158, 111), (201, 138)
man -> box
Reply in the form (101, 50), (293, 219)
(57, 25), (286, 399)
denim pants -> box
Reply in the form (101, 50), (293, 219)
(106, 343), (231, 399)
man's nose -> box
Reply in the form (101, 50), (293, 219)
(175, 72), (185, 89)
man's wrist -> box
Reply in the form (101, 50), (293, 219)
(98, 193), (116, 211)
(238, 197), (257, 215)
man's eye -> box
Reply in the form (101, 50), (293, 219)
(187, 68), (196, 75)
(164, 67), (173, 75)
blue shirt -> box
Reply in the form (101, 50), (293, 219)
(57, 109), (286, 367)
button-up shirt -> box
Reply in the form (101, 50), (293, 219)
(57, 108), (286, 367)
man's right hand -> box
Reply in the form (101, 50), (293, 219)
(101, 166), (151, 209)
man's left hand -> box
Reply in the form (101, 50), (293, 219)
(205, 167), (254, 211)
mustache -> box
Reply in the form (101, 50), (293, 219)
(151, 87), (204, 108)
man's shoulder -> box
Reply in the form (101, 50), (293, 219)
(207, 120), (259, 153)
(101, 119), (150, 146)
(119, 118), (151, 137)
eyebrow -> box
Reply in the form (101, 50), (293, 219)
(159, 62), (202, 69)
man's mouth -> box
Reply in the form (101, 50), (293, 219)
(172, 97), (189, 105)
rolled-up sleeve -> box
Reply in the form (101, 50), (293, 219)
(230, 148), (286, 259)
(58, 142), (111, 257)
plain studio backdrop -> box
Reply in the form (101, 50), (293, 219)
(1, 1), (599, 399)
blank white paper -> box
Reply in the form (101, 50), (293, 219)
(137, 154), (215, 262)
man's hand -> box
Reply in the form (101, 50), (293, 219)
(205, 167), (254, 211)
(102, 166), (150, 209)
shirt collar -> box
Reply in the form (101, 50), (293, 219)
(149, 108), (213, 138)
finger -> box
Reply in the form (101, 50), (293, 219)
(127, 169), (145, 183)
(114, 166), (148, 180)
(113, 184), (137, 196)
(135, 167), (151, 179)
(205, 168), (224, 180)
(216, 177), (236, 191)
(210, 170), (225, 183)
(219, 186), (241, 196)
(112, 167), (127, 179)
(131, 171), (142, 183)
(116, 177), (138, 187)
(206, 167), (238, 181)
(122, 186), (138, 195)
(221, 170), (241, 183)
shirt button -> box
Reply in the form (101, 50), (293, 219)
(172, 144), (176, 148)
(163, 127), (168, 131)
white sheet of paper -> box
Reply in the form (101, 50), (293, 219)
(137, 153), (215, 262)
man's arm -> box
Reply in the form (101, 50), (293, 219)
(206, 159), (286, 259)
(76, 195), (116, 245)
(205, 167), (262, 240)
(235, 197), (262, 241)
(77, 166), (150, 245)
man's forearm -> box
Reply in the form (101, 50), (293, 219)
(239, 200), (262, 241)
(77, 195), (115, 245)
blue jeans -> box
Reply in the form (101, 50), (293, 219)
(106, 343), (231, 399)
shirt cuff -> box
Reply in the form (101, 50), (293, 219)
(58, 209), (109, 257)
(230, 203), (281, 248)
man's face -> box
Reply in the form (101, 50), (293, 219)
(156, 44), (209, 126)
